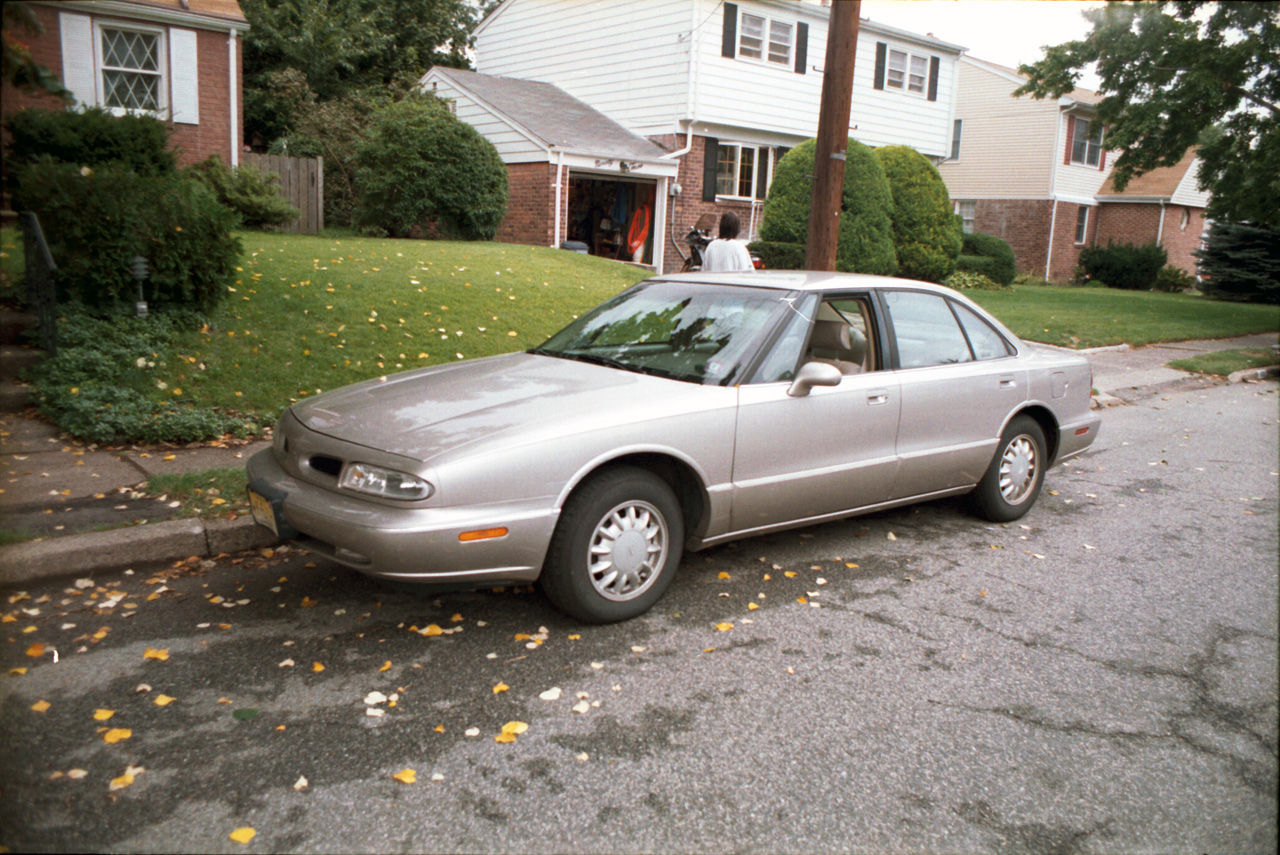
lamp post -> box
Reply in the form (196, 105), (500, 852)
(130, 255), (149, 317)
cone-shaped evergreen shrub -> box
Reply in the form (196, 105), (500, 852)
(874, 145), (962, 283)
(758, 139), (898, 275)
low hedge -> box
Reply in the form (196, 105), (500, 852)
(1077, 242), (1167, 290)
(746, 240), (805, 270)
(959, 233), (1016, 286)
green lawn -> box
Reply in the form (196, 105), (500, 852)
(150, 232), (651, 419)
(967, 285), (1280, 349)
(1167, 348), (1280, 377)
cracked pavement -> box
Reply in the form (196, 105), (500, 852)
(1, 380), (1276, 853)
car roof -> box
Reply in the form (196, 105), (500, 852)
(655, 270), (957, 296)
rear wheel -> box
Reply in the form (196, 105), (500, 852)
(971, 415), (1047, 522)
(540, 467), (683, 623)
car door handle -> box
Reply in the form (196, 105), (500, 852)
(999, 375), (1016, 389)
(866, 389), (889, 405)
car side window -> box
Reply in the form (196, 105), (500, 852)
(751, 304), (813, 383)
(805, 297), (877, 374)
(952, 302), (1013, 360)
(884, 290), (973, 369)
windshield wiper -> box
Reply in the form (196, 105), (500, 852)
(529, 348), (683, 380)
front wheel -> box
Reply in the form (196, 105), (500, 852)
(971, 415), (1047, 522)
(540, 467), (684, 623)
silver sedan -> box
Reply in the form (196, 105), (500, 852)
(247, 272), (1100, 622)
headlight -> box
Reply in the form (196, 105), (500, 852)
(339, 462), (433, 501)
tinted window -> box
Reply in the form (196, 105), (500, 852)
(953, 303), (1013, 361)
(884, 291), (973, 369)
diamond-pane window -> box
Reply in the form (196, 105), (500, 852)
(100, 27), (161, 111)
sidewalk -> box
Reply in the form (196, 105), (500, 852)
(2, 332), (1277, 588)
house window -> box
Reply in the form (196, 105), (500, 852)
(1074, 205), (1090, 244)
(950, 119), (962, 160)
(99, 25), (162, 112)
(1070, 118), (1102, 167)
(887, 49), (929, 94)
(716, 143), (757, 198)
(955, 200), (976, 234)
(739, 13), (792, 66)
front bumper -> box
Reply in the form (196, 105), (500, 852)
(246, 448), (558, 585)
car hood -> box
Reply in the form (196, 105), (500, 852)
(290, 352), (720, 462)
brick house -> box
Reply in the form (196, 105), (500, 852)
(432, 0), (965, 274)
(939, 55), (1209, 280)
(2, 0), (250, 167)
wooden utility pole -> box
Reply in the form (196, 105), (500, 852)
(805, 0), (861, 271)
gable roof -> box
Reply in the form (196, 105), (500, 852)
(962, 54), (1101, 106)
(1097, 148), (1201, 199)
(38, 0), (249, 28)
(428, 67), (670, 162)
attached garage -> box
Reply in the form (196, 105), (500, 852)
(421, 67), (680, 272)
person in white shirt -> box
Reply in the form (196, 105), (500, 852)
(700, 212), (754, 272)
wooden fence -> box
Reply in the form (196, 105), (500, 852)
(244, 153), (324, 234)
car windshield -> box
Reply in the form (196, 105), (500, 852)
(532, 280), (794, 385)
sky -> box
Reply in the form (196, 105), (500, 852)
(860, 0), (1105, 89)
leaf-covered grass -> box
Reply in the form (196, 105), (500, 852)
(0, 226), (25, 306)
(966, 284), (1280, 349)
(151, 232), (651, 420)
(1167, 348), (1280, 377)
(144, 467), (250, 518)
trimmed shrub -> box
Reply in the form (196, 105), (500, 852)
(943, 271), (1003, 291)
(354, 98), (508, 239)
(1194, 221), (1280, 304)
(960, 232), (1016, 286)
(759, 138), (898, 275)
(27, 306), (256, 444)
(13, 161), (241, 312)
(1077, 242), (1167, 290)
(874, 145), (961, 282)
(186, 156), (299, 229)
(746, 240), (805, 270)
(3, 106), (176, 182)
(956, 254), (998, 280)
(1154, 265), (1197, 293)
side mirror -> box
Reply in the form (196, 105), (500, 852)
(787, 361), (843, 397)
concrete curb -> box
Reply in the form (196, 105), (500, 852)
(1228, 365), (1280, 383)
(0, 516), (280, 589)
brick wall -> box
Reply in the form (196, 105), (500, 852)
(0, 5), (242, 168)
(1093, 202), (1162, 250)
(1047, 200), (1102, 281)
(1160, 205), (1207, 274)
(971, 199), (1054, 277)
(652, 133), (759, 273)
(494, 162), (559, 247)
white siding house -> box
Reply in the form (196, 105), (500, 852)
(445, 0), (964, 272)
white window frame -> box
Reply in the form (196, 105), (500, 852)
(716, 142), (758, 199)
(886, 48), (929, 95)
(94, 19), (168, 118)
(1070, 118), (1103, 167)
(954, 200), (976, 234)
(950, 119), (962, 160)
(737, 12), (793, 67)
(1074, 204), (1090, 244)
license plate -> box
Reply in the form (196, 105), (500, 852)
(248, 488), (279, 537)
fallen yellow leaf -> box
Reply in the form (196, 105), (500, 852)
(229, 827), (257, 844)
(143, 648), (169, 661)
(301, 596), (318, 608)
(715, 622), (734, 632)
(423, 624), (443, 636)
(109, 773), (134, 791)
(392, 768), (417, 784)
(747, 603), (760, 611)
(10, 667), (28, 675)
(493, 682), (509, 694)
(312, 662), (324, 672)
(93, 709), (114, 721)
(31, 700), (51, 713)
(434, 724), (445, 733)
(154, 695), (176, 706)
(25, 642), (45, 658)
(379, 660), (392, 672)
(501, 721), (528, 735)
(718, 571), (731, 580)
(102, 728), (132, 744)
(494, 731), (517, 743)
(784, 571), (797, 578)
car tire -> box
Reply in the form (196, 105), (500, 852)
(971, 415), (1047, 522)
(540, 466), (684, 623)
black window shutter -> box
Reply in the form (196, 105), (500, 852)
(873, 42), (887, 90)
(794, 22), (808, 74)
(927, 56), (940, 101)
(756, 150), (768, 200)
(703, 137), (720, 202)
(722, 3), (738, 58)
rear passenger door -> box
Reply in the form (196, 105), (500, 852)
(881, 289), (1025, 500)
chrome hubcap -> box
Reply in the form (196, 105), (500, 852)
(999, 434), (1038, 505)
(588, 500), (667, 601)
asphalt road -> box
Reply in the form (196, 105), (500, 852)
(2, 380), (1276, 854)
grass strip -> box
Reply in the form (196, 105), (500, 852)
(1167, 348), (1280, 377)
